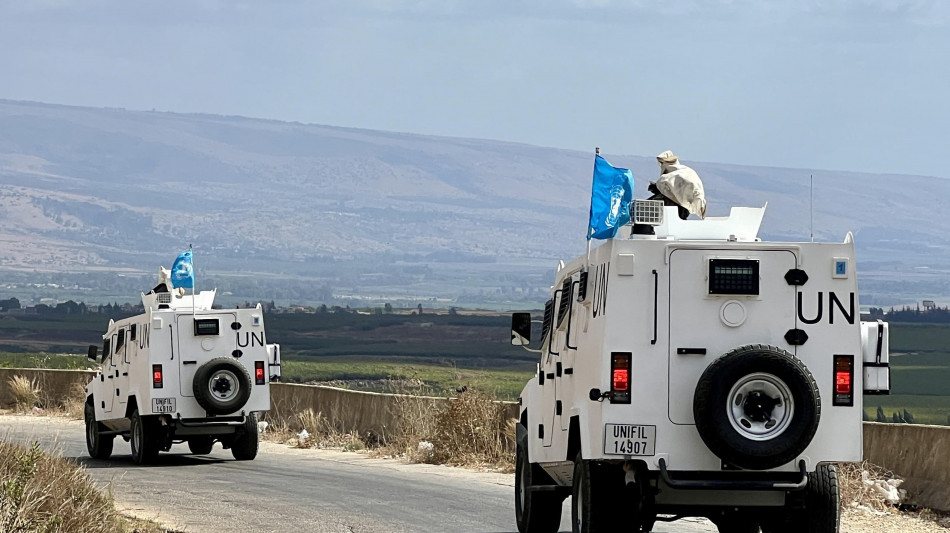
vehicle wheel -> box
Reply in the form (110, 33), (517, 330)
(515, 425), (563, 533)
(761, 464), (839, 533)
(231, 412), (259, 461)
(85, 401), (114, 460)
(193, 358), (252, 415)
(693, 345), (821, 470)
(130, 409), (160, 465)
(188, 436), (214, 455)
(571, 453), (626, 533)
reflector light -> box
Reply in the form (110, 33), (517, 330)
(835, 371), (851, 394)
(152, 364), (163, 389)
(255, 361), (266, 385)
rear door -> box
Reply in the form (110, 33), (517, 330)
(177, 313), (237, 397)
(667, 248), (798, 424)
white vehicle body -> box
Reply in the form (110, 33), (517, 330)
(513, 204), (890, 533)
(84, 282), (281, 464)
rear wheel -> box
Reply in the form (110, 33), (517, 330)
(188, 436), (214, 455)
(571, 453), (626, 533)
(84, 401), (114, 460)
(514, 426), (563, 533)
(761, 465), (839, 533)
(130, 409), (160, 465)
(231, 412), (259, 461)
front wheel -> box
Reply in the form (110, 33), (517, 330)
(130, 409), (160, 465)
(514, 425), (563, 533)
(85, 401), (114, 460)
(231, 412), (259, 461)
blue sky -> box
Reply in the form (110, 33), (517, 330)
(1, 0), (947, 177)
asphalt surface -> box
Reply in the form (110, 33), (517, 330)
(0, 415), (716, 533)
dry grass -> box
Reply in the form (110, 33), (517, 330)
(0, 440), (122, 532)
(58, 380), (88, 419)
(262, 407), (368, 452)
(263, 388), (516, 469)
(8, 375), (41, 412)
(387, 390), (516, 470)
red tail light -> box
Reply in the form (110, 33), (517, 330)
(152, 364), (163, 389)
(255, 361), (266, 385)
(610, 352), (631, 404)
(832, 355), (854, 406)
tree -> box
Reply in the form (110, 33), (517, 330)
(0, 297), (20, 311)
(903, 409), (915, 424)
(383, 303), (393, 314)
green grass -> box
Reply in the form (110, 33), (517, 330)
(0, 352), (93, 370)
(281, 358), (533, 400)
(864, 394), (950, 426)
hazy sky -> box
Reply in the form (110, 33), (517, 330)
(1, 1), (947, 177)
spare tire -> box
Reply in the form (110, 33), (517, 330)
(193, 358), (252, 415)
(693, 344), (820, 470)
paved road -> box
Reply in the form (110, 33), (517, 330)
(0, 415), (716, 533)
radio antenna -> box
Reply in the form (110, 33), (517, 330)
(810, 174), (814, 243)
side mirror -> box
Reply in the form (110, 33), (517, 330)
(511, 312), (532, 346)
(87, 345), (98, 362)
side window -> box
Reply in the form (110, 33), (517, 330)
(110, 333), (118, 366)
(102, 338), (111, 361)
(116, 329), (126, 352)
(130, 324), (137, 341)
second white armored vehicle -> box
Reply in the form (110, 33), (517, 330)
(512, 201), (890, 533)
(85, 271), (281, 464)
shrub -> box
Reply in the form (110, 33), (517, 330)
(8, 375), (41, 411)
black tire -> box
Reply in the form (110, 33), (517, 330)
(188, 436), (214, 455)
(193, 358), (252, 415)
(762, 464), (839, 533)
(130, 409), (160, 465)
(694, 345), (821, 470)
(231, 412), (259, 461)
(804, 464), (840, 533)
(571, 453), (626, 533)
(85, 401), (114, 460)
(515, 425), (563, 533)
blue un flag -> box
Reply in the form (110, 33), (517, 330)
(171, 250), (194, 289)
(587, 155), (634, 240)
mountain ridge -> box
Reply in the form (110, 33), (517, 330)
(0, 99), (946, 307)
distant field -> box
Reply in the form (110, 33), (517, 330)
(282, 358), (532, 400)
(2, 314), (950, 415)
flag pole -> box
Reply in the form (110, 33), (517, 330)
(587, 147), (600, 266)
(190, 243), (196, 318)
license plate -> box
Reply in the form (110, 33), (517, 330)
(603, 424), (656, 456)
(152, 398), (176, 414)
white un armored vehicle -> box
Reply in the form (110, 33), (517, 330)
(84, 270), (281, 464)
(511, 201), (890, 533)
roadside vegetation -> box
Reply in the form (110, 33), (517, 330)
(0, 439), (172, 533)
(263, 388), (517, 470)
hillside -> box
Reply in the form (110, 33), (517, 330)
(1, 99), (948, 307)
